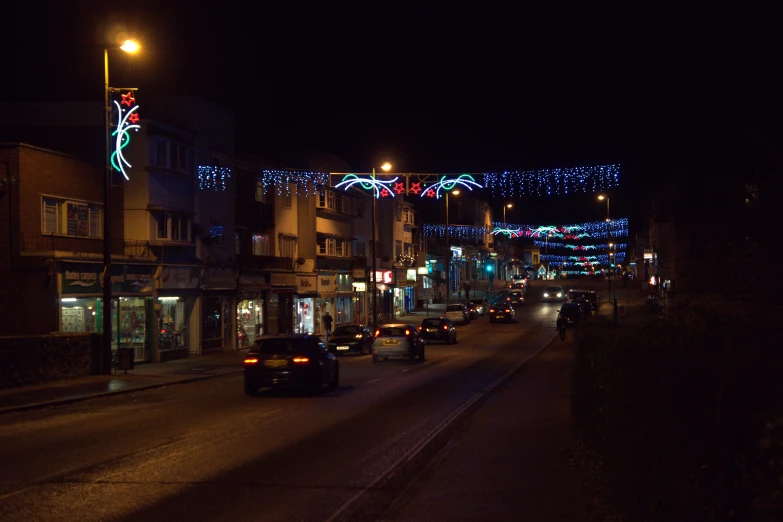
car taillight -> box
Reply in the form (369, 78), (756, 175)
(489, 308), (495, 312)
(405, 329), (410, 336)
(243, 358), (259, 365)
(418, 326), (422, 330)
(375, 330), (380, 337)
(443, 325), (448, 330)
(292, 356), (310, 364)
(505, 308), (510, 312)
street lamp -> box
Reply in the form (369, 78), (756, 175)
(503, 203), (512, 280)
(597, 193), (610, 222)
(445, 189), (460, 304)
(545, 232), (553, 280)
(371, 162), (392, 328)
(102, 39), (140, 374)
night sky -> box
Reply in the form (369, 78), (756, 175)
(4, 2), (781, 225)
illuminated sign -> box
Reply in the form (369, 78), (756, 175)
(370, 270), (393, 284)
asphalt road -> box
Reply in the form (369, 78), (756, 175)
(0, 284), (572, 522)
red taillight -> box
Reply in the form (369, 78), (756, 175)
(418, 326), (422, 330)
(243, 358), (259, 365)
(505, 309), (510, 312)
(443, 325), (448, 330)
(489, 308), (495, 312)
(405, 329), (410, 336)
(292, 356), (310, 364)
(161, 329), (167, 334)
(375, 330), (380, 337)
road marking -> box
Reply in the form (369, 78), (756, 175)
(366, 379), (379, 383)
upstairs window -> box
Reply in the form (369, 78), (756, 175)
(41, 197), (102, 238)
(253, 234), (271, 255)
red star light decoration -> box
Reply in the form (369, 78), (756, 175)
(128, 113), (140, 124)
(393, 182), (405, 195)
(380, 188), (390, 198)
(426, 188), (436, 198)
(121, 92), (136, 107)
(409, 182), (423, 195)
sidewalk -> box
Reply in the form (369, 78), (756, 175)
(0, 349), (249, 415)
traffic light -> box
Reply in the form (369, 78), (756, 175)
(486, 264), (493, 272)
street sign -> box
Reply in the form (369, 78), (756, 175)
(420, 287), (434, 299)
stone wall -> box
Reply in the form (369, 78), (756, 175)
(0, 333), (99, 389)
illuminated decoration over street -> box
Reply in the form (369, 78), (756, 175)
(542, 253), (627, 264)
(421, 174), (483, 199)
(110, 92), (141, 180)
(533, 241), (627, 251)
(421, 224), (488, 241)
(482, 164), (620, 197)
(198, 166), (233, 191)
(491, 218), (629, 239)
(335, 174), (400, 198)
(260, 170), (329, 196)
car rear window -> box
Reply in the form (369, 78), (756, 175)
(377, 327), (410, 337)
(256, 338), (313, 354)
(422, 319), (442, 327)
(333, 325), (362, 335)
(446, 305), (463, 311)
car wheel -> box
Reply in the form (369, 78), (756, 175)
(328, 364), (339, 392)
(244, 380), (259, 397)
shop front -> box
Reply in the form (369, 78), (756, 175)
(156, 265), (201, 361)
(352, 268), (367, 325)
(59, 262), (155, 363)
(315, 272), (336, 335)
(237, 272), (270, 348)
(268, 273), (295, 334)
(201, 267), (236, 353)
(294, 273), (317, 334)
(334, 272), (354, 325)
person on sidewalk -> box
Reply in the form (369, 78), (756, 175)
(556, 315), (567, 342)
(465, 283), (470, 300)
(322, 311), (333, 336)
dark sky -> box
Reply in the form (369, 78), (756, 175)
(4, 2), (781, 224)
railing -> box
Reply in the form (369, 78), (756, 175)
(237, 254), (293, 271)
(124, 240), (153, 257)
(22, 233), (119, 255)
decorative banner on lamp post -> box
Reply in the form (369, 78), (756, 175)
(111, 91), (141, 180)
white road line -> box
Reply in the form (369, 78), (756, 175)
(366, 379), (380, 383)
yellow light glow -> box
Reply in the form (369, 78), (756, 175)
(120, 40), (140, 53)
(381, 162), (392, 171)
(506, 203), (513, 208)
(452, 190), (460, 195)
(597, 194), (606, 200)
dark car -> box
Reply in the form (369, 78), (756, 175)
(507, 290), (525, 305)
(372, 324), (426, 362)
(326, 324), (373, 355)
(418, 317), (457, 344)
(558, 302), (584, 326)
(468, 298), (490, 316)
(489, 303), (516, 323)
(568, 289), (599, 310)
(244, 334), (339, 395)
(463, 301), (480, 320)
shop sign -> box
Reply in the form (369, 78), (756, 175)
(394, 269), (408, 286)
(352, 282), (366, 292)
(406, 269), (417, 282)
(370, 270), (393, 284)
(296, 274), (317, 293)
(271, 273), (296, 287)
(417, 266), (428, 275)
(158, 265), (201, 289)
(353, 268), (366, 279)
(202, 267), (236, 287)
(61, 262), (155, 294)
(317, 275), (337, 296)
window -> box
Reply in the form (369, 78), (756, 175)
(170, 143), (187, 172)
(403, 207), (414, 225)
(533, 254), (539, 264)
(41, 197), (103, 238)
(327, 191), (335, 210)
(342, 241), (352, 257)
(336, 240), (343, 257)
(279, 236), (297, 258)
(282, 187), (292, 209)
(155, 141), (167, 167)
(354, 240), (366, 257)
(255, 181), (268, 203)
(253, 234), (271, 255)
(395, 240), (402, 258)
(318, 237), (336, 256)
(156, 211), (190, 241)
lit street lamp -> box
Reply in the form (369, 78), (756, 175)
(545, 232), (553, 280)
(102, 39), (139, 374)
(445, 189), (460, 304)
(503, 203), (512, 280)
(371, 162), (392, 329)
(597, 193), (610, 221)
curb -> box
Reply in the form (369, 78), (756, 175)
(0, 369), (244, 416)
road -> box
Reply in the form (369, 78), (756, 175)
(0, 284), (571, 522)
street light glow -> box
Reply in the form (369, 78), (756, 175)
(597, 194), (606, 200)
(452, 189), (460, 195)
(120, 40), (140, 53)
(506, 203), (513, 208)
(381, 162), (392, 171)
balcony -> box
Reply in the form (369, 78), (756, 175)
(315, 256), (355, 271)
(237, 254), (293, 272)
(21, 233), (119, 257)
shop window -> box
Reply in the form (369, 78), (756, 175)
(253, 234), (271, 255)
(237, 298), (264, 347)
(158, 297), (187, 350)
(60, 297), (101, 333)
(202, 296), (223, 343)
(41, 197), (102, 238)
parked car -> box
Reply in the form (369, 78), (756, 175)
(418, 317), (457, 344)
(326, 324), (373, 355)
(372, 324), (426, 362)
(463, 301), (480, 320)
(489, 303), (516, 323)
(445, 303), (471, 325)
(467, 297), (490, 316)
(542, 285), (566, 302)
(243, 334), (339, 396)
(558, 302), (584, 326)
(507, 290), (525, 305)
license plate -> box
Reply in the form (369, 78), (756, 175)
(426, 328), (436, 332)
(264, 359), (287, 368)
(383, 340), (400, 345)
(495, 315), (505, 319)
(337, 346), (349, 350)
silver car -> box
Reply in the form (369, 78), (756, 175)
(372, 324), (425, 363)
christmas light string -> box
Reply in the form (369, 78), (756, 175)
(198, 166), (233, 191)
(421, 174), (483, 199)
(260, 170), (330, 196)
(421, 224), (488, 241)
(110, 94), (141, 180)
(483, 164), (620, 197)
(335, 174), (400, 198)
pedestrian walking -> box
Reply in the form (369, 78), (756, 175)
(322, 311), (333, 336)
(556, 315), (567, 342)
(465, 282), (470, 300)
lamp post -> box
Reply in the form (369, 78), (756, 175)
(545, 232), (553, 280)
(597, 193), (610, 221)
(503, 203), (512, 280)
(371, 162), (392, 329)
(102, 40), (139, 374)
(445, 189), (460, 304)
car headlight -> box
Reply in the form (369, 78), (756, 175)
(557, 293), (562, 298)
(543, 293), (549, 297)
(355, 334), (363, 339)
